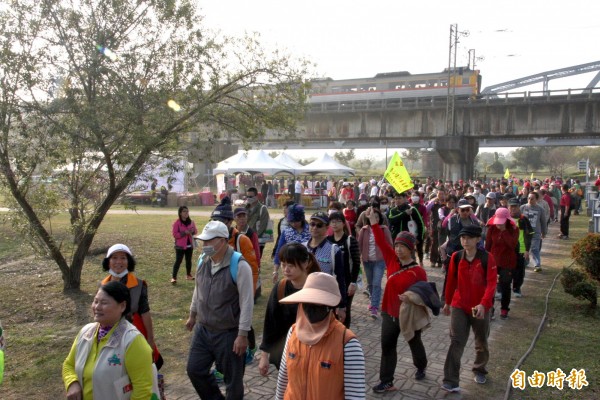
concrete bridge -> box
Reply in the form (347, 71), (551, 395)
(248, 88), (600, 180)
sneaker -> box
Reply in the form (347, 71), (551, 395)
(170, 278), (177, 284)
(474, 372), (487, 384)
(369, 306), (378, 318)
(212, 368), (224, 383)
(534, 265), (542, 273)
(441, 383), (460, 392)
(490, 307), (496, 321)
(561, 236), (569, 240)
(500, 309), (508, 320)
(513, 289), (522, 298)
(557, 234), (564, 239)
(186, 274), (195, 280)
(495, 291), (501, 300)
(415, 368), (426, 380)
(245, 347), (256, 365)
(373, 381), (396, 393)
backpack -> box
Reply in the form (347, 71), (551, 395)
(452, 249), (489, 280)
(197, 251), (242, 284)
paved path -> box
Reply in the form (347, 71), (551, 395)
(162, 252), (549, 400)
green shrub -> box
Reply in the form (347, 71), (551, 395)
(561, 266), (597, 307)
(571, 233), (600, 281)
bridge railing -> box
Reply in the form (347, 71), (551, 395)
(308, 88), (600, 113)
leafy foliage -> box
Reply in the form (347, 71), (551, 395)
(561, 266), (597, 308)
(571, 233), (600, 281)
(333, 149), (355, 165)
(0, 0), (310, 290)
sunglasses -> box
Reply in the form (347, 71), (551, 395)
(459, 208), (470, 212)
(310, 222), (325, 228)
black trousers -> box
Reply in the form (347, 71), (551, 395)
(512, 254), (526, 291)
(497, 267), (513, 311)
(379, 312), (427, 383)
(173, 247), (194, 278)
(560, 206), (570, 237)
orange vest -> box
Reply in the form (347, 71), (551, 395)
(284, 316), (356, 400)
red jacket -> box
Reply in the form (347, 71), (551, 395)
(372, 223), (427, 318)
(445, 251), (497, 313)
(484, 222), (519, 269)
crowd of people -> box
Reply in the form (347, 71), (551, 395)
(60, 173), (593, 399)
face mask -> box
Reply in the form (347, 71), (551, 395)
(303, 303), (330, 324)
(380, 205), (389, 212)
(359, 200), (367, 206)
(203, 240), (224, 257)
(411, 196), (420, 203)
(474, 189), (481, 194)
(246, 197), (257, 204)
(108, 269), (129, 279)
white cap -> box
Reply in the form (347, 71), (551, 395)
(106, 244), (133, 258)
(196, 220), (229, 241)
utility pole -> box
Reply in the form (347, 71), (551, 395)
(446, 24), (468, 136)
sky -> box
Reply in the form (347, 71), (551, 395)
(198, 0), (600, 159)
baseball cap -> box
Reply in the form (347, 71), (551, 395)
(196, 220), (229, 241)
(458, 225), (483, 237)
(457, 199), (472, 209)
(106, 244), (133, 258)
(310, 211), (329, 225)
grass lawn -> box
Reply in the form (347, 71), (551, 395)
(0, 207), (598, 399)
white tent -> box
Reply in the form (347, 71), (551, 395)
(213, 152), (248, 174)
(297, 153), (355, 176)
(214, 150), (293, 176)
(274, 152), (304, 175)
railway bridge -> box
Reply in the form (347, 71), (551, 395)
(202, 62), (600, 181)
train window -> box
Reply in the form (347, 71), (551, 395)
(414, 80), (426, 88)
(462, 77), (470, 85)
(368, 86), (377, 91)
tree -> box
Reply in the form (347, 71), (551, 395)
(510, 148), (546, 172)
(546, 147), (570, 177)
(333, 149), (355, 166)
(0, 0), (309, 290)
(401, 148), (421, 174)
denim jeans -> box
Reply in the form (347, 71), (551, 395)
(530, 233), (542, 267)
(187, 325), (245, 400)
(363, 259), (385, 309)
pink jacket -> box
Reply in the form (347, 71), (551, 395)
(358, 224), (393, 262)
(172, 219), (198, 248)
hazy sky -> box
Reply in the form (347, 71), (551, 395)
(199, 0), (600, 158)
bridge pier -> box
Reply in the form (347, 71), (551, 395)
(435, 136), (479, 181)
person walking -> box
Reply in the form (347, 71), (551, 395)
(441, 225), (497, 393)
(186, 221), (254, 400)
(365, 206), (429, 393)
(558, 184), (572, 239)
(275, 272), (366, 400)
(171, 206), (198, 283)
(246, 186), (271, 259)
(508, 198), (533, 297)
(484, 208), (519, 320)
(520, 192), (547, 272)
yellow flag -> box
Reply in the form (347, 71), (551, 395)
(504, 168), (510, 179)
(384, 152), (413, 194)
(530, 172), (534, 180)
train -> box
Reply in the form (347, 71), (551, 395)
(308, 67), (481, 104)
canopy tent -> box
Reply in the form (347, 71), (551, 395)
(212, 152), (248, 174)
(214, 150), (293, 176)
(274, 152), (304, 175)
(296, 153), (355, 176)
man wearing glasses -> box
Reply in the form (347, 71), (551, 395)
(304, 211), (347, 323)
(520, 192), (547, 272)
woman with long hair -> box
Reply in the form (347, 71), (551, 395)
(258, 243), (321, 375)
(171, 206), (198, 283)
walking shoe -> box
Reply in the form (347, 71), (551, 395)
(500, 309), (508, 320)
(170, 278), (177, 284)
(212, 368), (224, 383)
(490, 307), (496, 321)
(513, 289), (522, 298)
(245, 347), (256, 365)
(186, 274), (195, 280)
(534, 265), (542, 272)
(561, 236), (569, 240)
(557, 234), (564, 239)
(495, 290), (501, 300)
(441, 383), (460, 392)
(369, 306), (378, 318)
(474, 372), (487, 384)
(415, 368), (426, 380)
(373, 381), (396, 393)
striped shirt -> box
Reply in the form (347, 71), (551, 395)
(275, 328), (366, 400)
